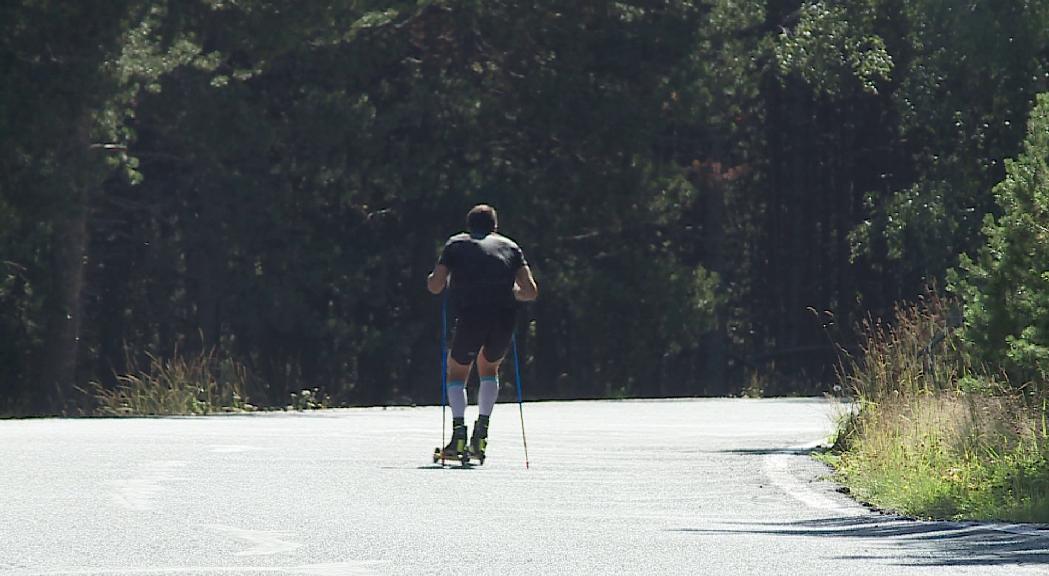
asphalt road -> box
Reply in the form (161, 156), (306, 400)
(2, 399), (1048, 575)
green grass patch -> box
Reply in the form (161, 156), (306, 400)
(86, 346), (335, 416)
(833, 395), (1049, 521)
(88, 347), (256, 416)
(828, 291), (1049, 522)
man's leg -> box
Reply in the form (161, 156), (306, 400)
(446, 357), (471, 424)
(441, 358), (472, 457)
(444, 311), (482, 457)
(469, 350), (503, 458)
(475, 306), (516, 421)
(475, 351), (503, 418)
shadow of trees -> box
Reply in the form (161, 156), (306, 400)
(674, 515), (1049, 567)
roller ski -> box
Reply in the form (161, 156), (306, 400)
(433, 424), (472, 466)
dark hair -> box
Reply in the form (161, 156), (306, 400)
(467, 204), (498, 234)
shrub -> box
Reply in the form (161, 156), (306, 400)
(831, 290), (1049, 521)
(91, 347), (255, 416)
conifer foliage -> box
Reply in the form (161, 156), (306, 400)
(1, 1), (1048, 414)
(956, 93), (1049, 385)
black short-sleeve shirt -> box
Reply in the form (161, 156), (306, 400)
(438, 232), (527, 311)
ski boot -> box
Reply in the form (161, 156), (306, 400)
(434, 423), (470, 465)
(470, 418), (488, 465)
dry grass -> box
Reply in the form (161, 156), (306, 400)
(831, 291), (1049, 521)
(90, 346), (255, 416)
(839, 290), (977, 402)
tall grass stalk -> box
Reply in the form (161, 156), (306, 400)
(831, 291), (1049, 522)
(91, 347), (255, 416)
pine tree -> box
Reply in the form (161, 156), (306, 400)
(955, 92), (1049, 384)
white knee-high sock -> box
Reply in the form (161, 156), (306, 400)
(478, 376), (499, 417)
(447, 380), (467, 420)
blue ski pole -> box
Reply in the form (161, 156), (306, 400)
(511, 333), (530, 469)
(440, 295), (448, 464)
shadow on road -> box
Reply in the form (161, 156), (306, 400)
(716, 447), (820, 456)
(673, 516), (1049, 567)
(409, 464), (479, 471)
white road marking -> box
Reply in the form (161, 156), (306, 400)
(111, 461), (187, 511)
(763, 440), (862, 515)
(288, 562), (383, 575)
(765, 440), (1049, 539)
(209, 445), (261, 453)
(209, 525), (302, 556)
(10, 562), (381, 575)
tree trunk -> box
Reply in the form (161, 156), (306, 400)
(39, 115), (97, 414)
(39, 192), (89, 414)
(702, 174), (728, 395)
(188, 180), (222, 352)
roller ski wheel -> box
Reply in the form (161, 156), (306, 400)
(434, 425), (470, 466)
(432, 446), (471, 466)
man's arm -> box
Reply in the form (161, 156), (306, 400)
(513, 265), (538, 301)
(427, 264), (449, 294)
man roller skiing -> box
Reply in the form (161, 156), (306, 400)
(427, 204), (538, 463)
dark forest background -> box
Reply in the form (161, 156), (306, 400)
(2, 1), (1048, 415)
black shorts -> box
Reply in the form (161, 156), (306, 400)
(449, 306), (517, 365)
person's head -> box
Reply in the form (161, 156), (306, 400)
(467, 204), (498, 236)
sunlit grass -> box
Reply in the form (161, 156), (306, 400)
(836, 394), (1049, 521)
(829, 291), (1049, 522)
(89, 347), (255, 416)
